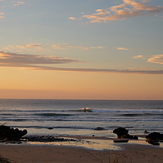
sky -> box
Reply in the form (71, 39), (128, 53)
(0, 0), (163, 100)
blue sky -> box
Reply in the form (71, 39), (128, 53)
(0, 0), (163, 99)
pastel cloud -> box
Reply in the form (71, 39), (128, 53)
(13, 1), (26, 7)
(133, 55), (146, 59)
(52, 44), (104, 50)
(4, 44), (45, 52)
(68, 17), (77, 20)
(0, 12), (4, 18)
(0, 0), (4, 18)
(33, 67), (163, 74)
(81, 0), (163, 23)
(4, 44), (104, 52)
(133, 54), (163, 64)
(25, 44), (42, 48)
(147, 54), (163, 64)
(0, 51), (163, 75)
(117, 47), (129, 50)
(0, 51), (79, 66)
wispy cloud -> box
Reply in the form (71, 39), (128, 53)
(133, 54), (163, 64)
(52, 44), (104, 50)
(117, 47), (129, 50)
(0, 12), (4, 18)
(4, 44), (45, 53)
(78, 0), (163, 23)
(3, 43), (104, 53)
(133, 55), (146, 59)
(147, 54), (163, 64)
(31, 66), (163, 75)
(0, 51), (162, 75)
(68, 17), (77, 20)
(0, 51), (79, 66)
(0, 0), (4, 18)
(13, 1), (26, 7)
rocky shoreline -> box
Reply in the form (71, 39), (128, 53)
(23, 135), (77, 143)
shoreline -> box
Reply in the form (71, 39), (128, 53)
(1, 134), (163, 163)
(1, 133), (163, 150)
(23, 134), (163, 149)
(1, 142), (163, 163)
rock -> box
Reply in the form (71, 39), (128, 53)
(123, 134), (138, 140)
(94, 127), (105, 130)
(146, 132), (163, 142)
(48, 127), (53, 130)
(23, 135), (77, 142)
(145, 132), (163, 146)
(113, 127), (138, 140)
(147, 141), (160, 146)
(113, 127), (128, 138)
(0, 125), (27, 141)
(113, 139), (129, 143)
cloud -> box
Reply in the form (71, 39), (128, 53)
(68, 17), (77, 20)
(3, 43), (104, 53)
(117, 47), (129, 50)
(0, 12), (4, 18)
(0, 51), (162, 75)
(25, 44), (44, 50)
(19, 66), (163, 75)
(52, 44), (104, 50)
(133, 54), (163, 64)
(147, 54), (163, 64)
(133, 55), (146, 59)
(0, 51), (79, 66)
(13, 1), (26, 7)
(80, 0), (163, 23)
(3, 44), (45, 53)
(25, 44), (42, 48)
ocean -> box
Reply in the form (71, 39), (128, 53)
(1, 99), (163, 139)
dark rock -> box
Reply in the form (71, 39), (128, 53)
(145, 132), (163, 146)
(123, 134), (138, 140)
(23, 135), (77, 142)
(0, 125), (27, 141)
(147, 141), (160, 146)
(113, 127), (128, 138)
(146, 132), (163, 141)
(48, 127), (53, 130)
(113, 127), (138, 140)
(94, 127), (105, 130)
(113, 139), (129, 143)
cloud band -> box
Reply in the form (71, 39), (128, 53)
(0, 51), (163, 75)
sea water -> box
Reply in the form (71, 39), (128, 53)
(0, 99), (163, 138)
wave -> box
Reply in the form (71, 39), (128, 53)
(0, 113), (13, 116)
(8, 125), (95, 130)
(69, 108), (93, 112)
(120, 113), (163, 117)
(120, 114), (141, 117)
(35, 113), (73, 117)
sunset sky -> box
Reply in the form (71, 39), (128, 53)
(0, 0), (163, 100)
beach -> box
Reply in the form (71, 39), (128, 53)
(1, 142), (163, 163)
(1, 100), (163, 162)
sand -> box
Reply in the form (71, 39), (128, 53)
(0, 143), (163, 163)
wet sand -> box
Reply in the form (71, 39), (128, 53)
(0, 140), (163, 163)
